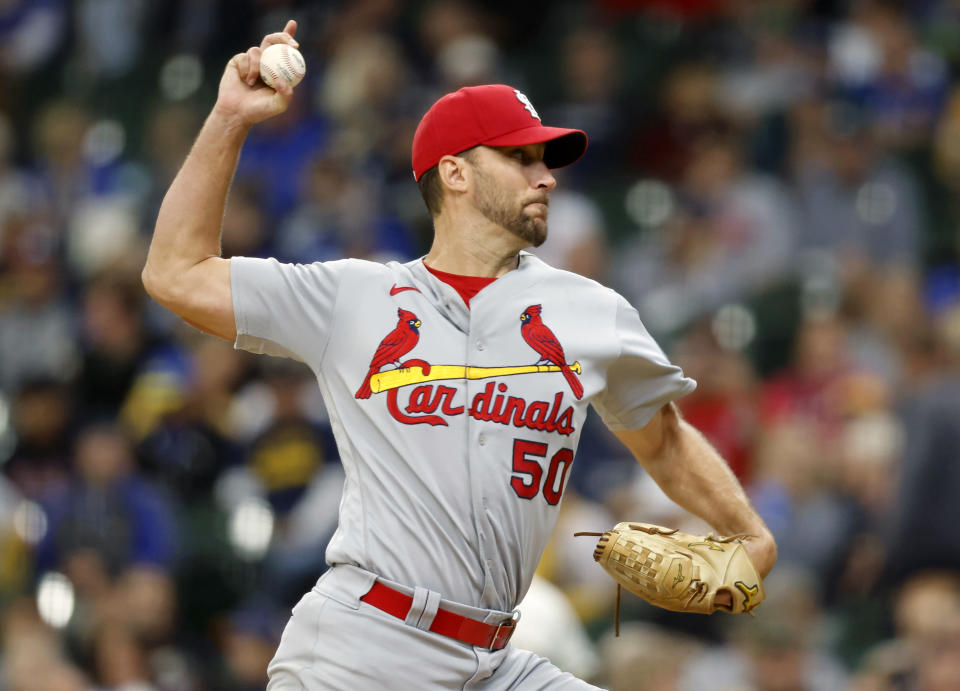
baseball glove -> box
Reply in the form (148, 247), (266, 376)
(576, 522), (764, 630)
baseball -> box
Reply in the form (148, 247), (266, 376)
(259, 43), (306, 89)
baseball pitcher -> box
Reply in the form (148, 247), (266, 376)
(142, 20), (777, 690)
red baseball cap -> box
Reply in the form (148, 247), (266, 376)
(411, 84), (588, 181)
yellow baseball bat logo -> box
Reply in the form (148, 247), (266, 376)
(369, 362), (582, 394)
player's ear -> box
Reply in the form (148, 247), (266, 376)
(437, 154), (470, 195)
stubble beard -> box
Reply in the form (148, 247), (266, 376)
(473, 168), (548, 248)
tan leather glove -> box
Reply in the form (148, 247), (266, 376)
(578, 522), (765, 626)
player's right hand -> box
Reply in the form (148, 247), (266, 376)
(212, 19), (300, 127)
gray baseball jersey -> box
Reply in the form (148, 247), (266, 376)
(231, 251), (695, 612)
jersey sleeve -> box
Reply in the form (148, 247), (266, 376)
(591, 295), (697, 431)
(230, 256), (347, 364)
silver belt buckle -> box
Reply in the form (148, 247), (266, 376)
(489, 609), (521, 651)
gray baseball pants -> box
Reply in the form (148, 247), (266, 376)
(266, 564), (602, 690)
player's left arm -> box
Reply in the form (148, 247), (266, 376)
(613, 402), (777, 578)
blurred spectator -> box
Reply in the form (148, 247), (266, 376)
(75, 273), (155, 420)
(0, 111), (47, 231)
(219, 358), (342, 604)
(0, 0), (67, 77)
(136, 337), (244, 502)
(216, 601), (285, 691)
(36, 423), (178, 580)
(895, 570), (960, 642)
(672, 322), (758, 481)
(0, 475), (30, 598)
(221, 181), (271, 259)
(831, 411), (901, 601)
(436, 32), (502, 89)
(933, 86), (960, 194)
(829, 2), (948, 151)
(113, 564), (177, 647)
(714, 1), (817, 125)
(545, 26), (625, 180)
(319, 0), (402, 51)
(536, 489), (616, 624)
(277, 149), (416, 264)
(679, 567), (847, 690)
(65, 195), (144, 280)
(0, 246), (76, 396)
(913, 613), (960, 691)
(234, 85), (327, 223)
(30, 101), (94, 230)
(840, 265), (927, 388)
(317, 31), (419, 163)
(596, 622), (703, 691)
(417, 0), (493, 69)
(1, 599), (90, 691)
(72, 0), (150, 82)
(3, 378), (73, 499)
(630, 62), (730, 183)
(887, 365), (960, 581)
(852, 571), (960, 690)
(90, 617), (155, 689)
(751, 313), (888, 588)
(792, 99), (924, 268)
(750, 419), (838, 573)
(758, 312), (858, 435)
(512, 574), (599, 682)
(617, 133), (796, 332)
(138, 102), (204, 220)
(246, 366), (332, 517)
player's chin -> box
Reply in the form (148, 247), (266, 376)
(526, 218), (548, 247)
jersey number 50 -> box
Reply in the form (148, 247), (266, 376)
(510, 439), (574, 506)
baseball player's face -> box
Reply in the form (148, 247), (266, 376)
(467, 144), (556, 248)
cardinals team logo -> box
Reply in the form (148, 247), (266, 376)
(355, 308), (422, 399)
(355, 301), (583, 432)
(520, 304), (583, 399)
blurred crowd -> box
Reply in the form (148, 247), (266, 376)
(2, 0), (960, 689)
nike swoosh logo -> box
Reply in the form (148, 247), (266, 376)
(390, 284), (420, 296)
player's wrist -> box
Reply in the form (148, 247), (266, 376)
(207, 106), (254, 138)
(743, 528), (777, 578)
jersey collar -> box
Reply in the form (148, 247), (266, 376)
(400, 251), (546, 332)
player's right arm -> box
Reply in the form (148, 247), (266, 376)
(141, 21), (300, 341)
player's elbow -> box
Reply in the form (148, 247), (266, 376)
(141, 262), (167, 303)
(141, 256), (234, 338)
(141, 260), (184, 310)
(141, 262), (159, 299)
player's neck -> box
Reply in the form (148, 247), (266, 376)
(426, 210), (524, 278)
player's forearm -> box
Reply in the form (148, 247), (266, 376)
(142, 110), (250, 299)
(640, 407), (777, 575)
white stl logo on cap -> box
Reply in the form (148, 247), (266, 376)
(514, 90), (540, 121)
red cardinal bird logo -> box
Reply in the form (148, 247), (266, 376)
(520, 304), (583, 399)
(355, 308), (422, 399)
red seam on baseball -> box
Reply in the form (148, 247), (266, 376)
(280, 48), (303, 79)
(263, 65), (281, 85)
